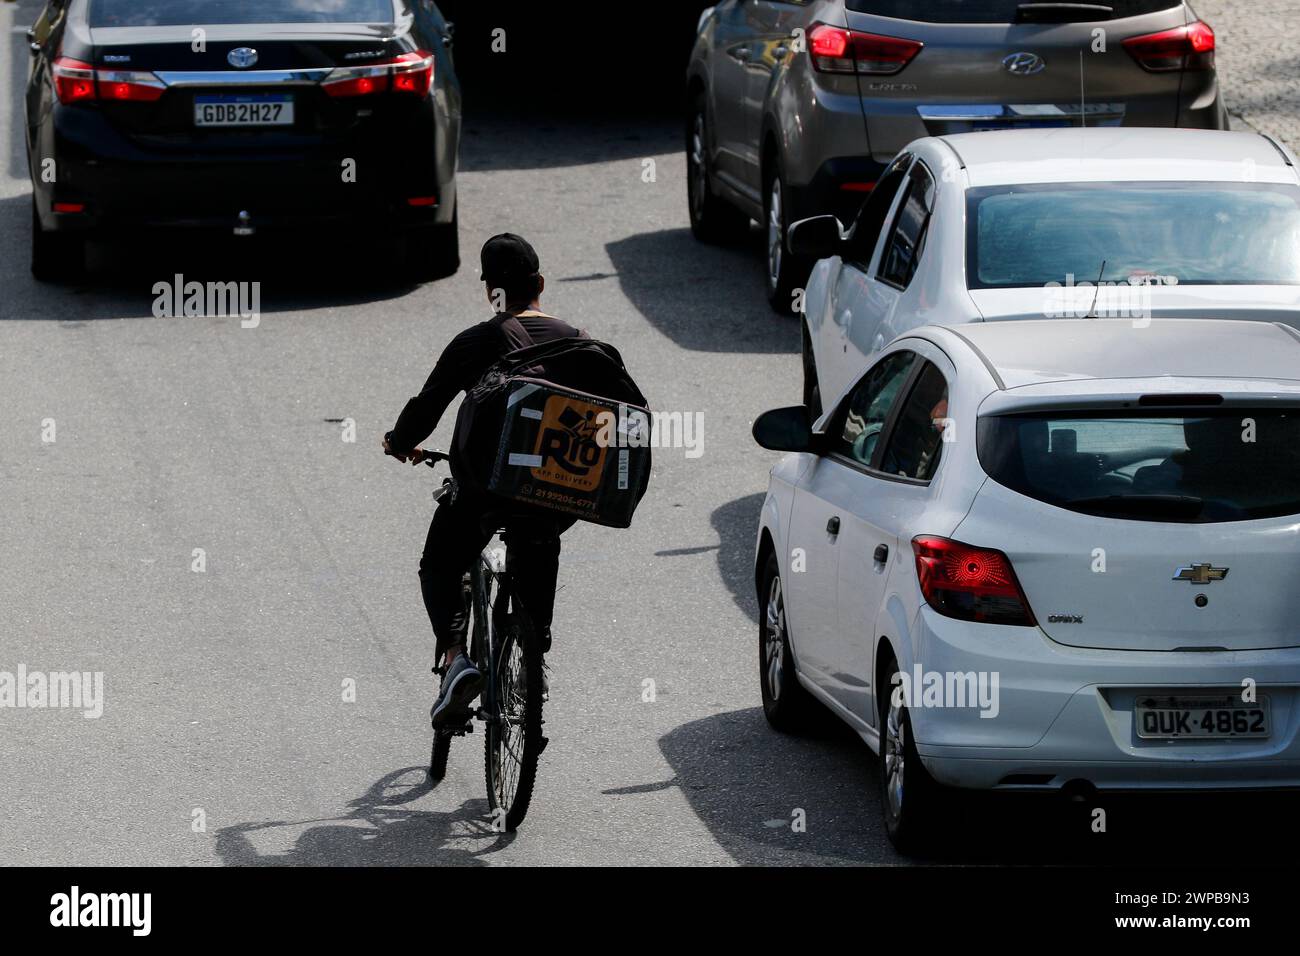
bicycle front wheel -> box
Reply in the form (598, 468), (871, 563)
(484, 613), (544, 831)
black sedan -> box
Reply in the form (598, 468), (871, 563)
(25, 0), (461, 282)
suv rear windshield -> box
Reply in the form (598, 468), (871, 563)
(978, 409), (1300, 522)
(967, 182), (1300, 289)
(89, 0), (396, 27)
(845, 1), (1180, 22)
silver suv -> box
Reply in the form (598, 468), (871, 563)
(685, 0), (1228, 312)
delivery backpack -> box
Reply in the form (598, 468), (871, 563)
(452, 321), (652, 528)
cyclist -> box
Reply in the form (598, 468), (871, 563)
(383, 234), (584, 727)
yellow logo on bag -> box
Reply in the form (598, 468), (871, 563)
(531, 395), (608, 491)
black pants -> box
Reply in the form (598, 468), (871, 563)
(419, 486), (574, 664)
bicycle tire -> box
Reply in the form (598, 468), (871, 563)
(429, 731), (451, 782)
(483, 593), (545, 832)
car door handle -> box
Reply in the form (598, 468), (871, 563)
(873, 544), (889, 564)
(826, 516), (841, 536)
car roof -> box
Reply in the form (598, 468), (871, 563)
(935, 128), (1298, 187)
(931, 319), (1300, 389)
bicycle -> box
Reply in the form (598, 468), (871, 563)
(420, 451), (548, 832)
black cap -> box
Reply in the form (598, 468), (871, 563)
(480, 233), (540, 287)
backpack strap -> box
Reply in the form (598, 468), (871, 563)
(496, 312), (536, 352)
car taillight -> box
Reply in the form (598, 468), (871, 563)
(1123, 20), (1215, 72)
(53, 57), (165, 104)
(322, 51), (435, 98)
(52, 57), (96, 103)
(912, 536), (1037, 627)
(97, 69), (166, 102)
(808, 23), (921, 75)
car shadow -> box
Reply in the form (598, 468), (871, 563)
(655, 707), (1300, 865)
(214, 766), (511, 867)
(708, 492), (764, 619)
(605, 227), (797, 354)
(0, 194), (425, 321)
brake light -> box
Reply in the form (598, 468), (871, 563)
(53, 57), (165, 104)
(322, 51), (435, 98)
(912, 536), (1037, 627)
(98, 69), (166, 102)
(808, 23), (921, 75)
(52, 57), (96, 103)
(1123, 20), (1215, 72)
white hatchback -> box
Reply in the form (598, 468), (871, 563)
(792, 127), (1300, 423)
(753, 317), (1300, 850)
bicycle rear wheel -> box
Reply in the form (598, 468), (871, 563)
(484, 599), (545, 831)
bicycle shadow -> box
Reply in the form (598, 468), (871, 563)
(214, 767), (513, 867)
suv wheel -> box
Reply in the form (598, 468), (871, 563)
(687, 96), (750, 244)
(764, 165), (810, 315)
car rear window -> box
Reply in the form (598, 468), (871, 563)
(967, 182), (1300, 289)
(89, 0), (396, 27)
(978, 409), (1300, 522)
(845, 1), (1180, 22)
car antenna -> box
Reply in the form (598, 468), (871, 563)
(1085, 259), (1107, 319)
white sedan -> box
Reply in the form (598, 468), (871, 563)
(753, 317), (1300, 851)
(792, 127), (1300, 422)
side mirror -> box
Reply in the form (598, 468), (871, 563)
(787, 215), (845, 259)
(753, 406), (817, 453)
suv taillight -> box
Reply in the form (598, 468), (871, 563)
(321, 51), (435, 98)
(808, 23), (922, 75)
(912, 536), (1037, 627)
(53, 56), (165, 104)
(1123, 20), (1215, 72)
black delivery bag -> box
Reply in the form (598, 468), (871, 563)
(452, 336), (652, 528)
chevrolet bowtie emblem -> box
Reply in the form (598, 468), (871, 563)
(1173, 564), (1229, 584)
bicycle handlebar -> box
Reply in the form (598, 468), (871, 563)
(422, 451), (451, 468)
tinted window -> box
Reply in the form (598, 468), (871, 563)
(878, 164), (935, 289)
(880, 362), (949, 481)
(968, 182), (1300, 289)
(978, 410), (1300, 522)
(833, 351), (916, 467)
(89, 0), (396, 27)
(844, 154), (912, 268)
(845, 1), (1180, 22)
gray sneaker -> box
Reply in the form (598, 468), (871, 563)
(431, 655), (484, 727)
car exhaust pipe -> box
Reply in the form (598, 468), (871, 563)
(1060, 778), (1097, 803)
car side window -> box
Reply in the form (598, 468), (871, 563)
(843, 153), (912, 269)
(831, 351), (917, 467)
(877, 162), (936, 290)
(879, 361), (950, 482)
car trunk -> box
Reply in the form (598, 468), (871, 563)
(956, 478), (1300, 652)
(88, 24), (397, 144)
(844, 2), (1192, 161)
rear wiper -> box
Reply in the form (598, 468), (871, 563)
(1069, 494), (1205, 518)
(1015, 3), (1114, 23)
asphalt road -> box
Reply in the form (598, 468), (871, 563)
(4, 0), (1300, 867)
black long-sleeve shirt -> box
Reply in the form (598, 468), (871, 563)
(386, 310), (584, 457)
